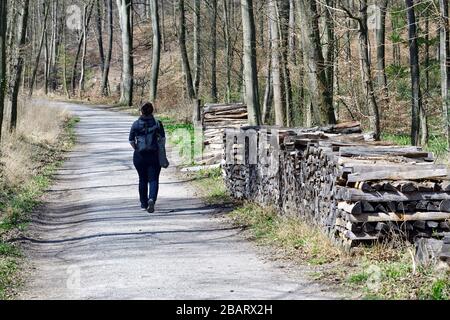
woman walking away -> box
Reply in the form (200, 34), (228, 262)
(129, 102), (166, 213)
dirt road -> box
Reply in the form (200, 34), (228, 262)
(17, 100), (342, 300)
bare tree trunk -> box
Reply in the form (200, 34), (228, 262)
(79, 3), (94, 98)
(358, 3), (380, 140)
(262, 12), (272, 124)
(299, 0), (335, 125)
(391, 6), (401, 66)
(406, 0), (422, 146)
(258, 2), (264, 50)
(223, 0), (232, 103)
(288, 0), (295, 64)
(6, 2), (17, 79)
(95, 0), (105, 74)
(71, 33), (83, 96)
(279, 0), (292, 126)
(334, 35), (340, 121)
(342, 2), (380, 139)
(177, 0), (195, 100)
(344, 0), (352, 62)
(425, 10), (430, 95)
(28, 1), (49, 97)
(27, 4), (36, 91)
(241, 0), (261, 125)
(101, 0), (113, 96)
(376, 0), (389, 101)
(160, 0), (166, 51)
(440, 0), (450, 146)
(44, 24), (49, 95)
(210, 0), (218, 103)
(62, 5), (70, 99)
(9, 0), (30, 131)
(262, 68), (273, 124)
(116, 0), (134, 106)
(149, 0), (161, 102)
(0, 0), (7, 140)
(172, 0), (178, 35)
(324, 0), (335, 122)
(193, 0), (201, 96)
(421, 6), (430, 147)
(269, 0), (285, 126)
(420, 102), (428, 147)
(49, 0), (60, 92)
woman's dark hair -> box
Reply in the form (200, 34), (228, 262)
(140, 102), (154, 116)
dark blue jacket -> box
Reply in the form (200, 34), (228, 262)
(129, 116), (166, 150)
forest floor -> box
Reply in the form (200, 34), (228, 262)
(186, 168), (450, 300)
(0, 102), (78, 299)
(14, 99), (348, 300)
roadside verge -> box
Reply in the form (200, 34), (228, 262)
(0, 102), (78, 299)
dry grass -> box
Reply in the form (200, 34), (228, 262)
(225, 201), (450, 299)
(1, 102), (70, 187)
(16, 103), (70, 145)
(187, 168), (231, 205)
(160, 99), (193, 124)
(0, 101), (75, 299)
(229, 203), (344, 266)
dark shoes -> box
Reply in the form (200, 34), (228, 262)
(140, 200), (156, 213)
(147, 199), (155, 214)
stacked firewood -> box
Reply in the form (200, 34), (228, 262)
(199, 103), (248, 165)
(222, 122), (450, 249)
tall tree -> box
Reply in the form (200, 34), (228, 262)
(0, 0), (7, 140)
(6, 1), (17, 80)
(79, 2), (95, 98)
(49, 0), (61, 92)
(149, 0), (161, 102)
(101, 0), (114, 96)
(406, 0), (422, 146)
(28, 1), (49, 97)
(440, 0), (450, 146)
(210, 0), (218, 102)
(269, 0), (285, 126)
(62, 1), (70, 99)
(324, 0), (335, 114)
(376, 0), (389, 100)
(116, 0), (134, 106)
(241, 0), (261, 125)
(95, 0), (105, 74)
(420, 4), (429, 146)
(342, 1), (380, 140)
(160, 0), (166, 52)
(177, 0), (195, 100)
(391, 5), (402, 66)
(279, 0), (293, 126)
(262, 14), (273, 124)
(193, 0), (201, 96)
(222, 0), (232, 102)
(299, 0), (335, 125)
(8, 0), (30, 131)
(71, 32), (84, 95)
(288, 0), (295, 64)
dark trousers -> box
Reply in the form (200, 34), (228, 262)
(133, 151), (161, 206)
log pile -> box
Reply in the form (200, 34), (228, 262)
(222, 122), (450, 250)
(199, 103), (248, 165)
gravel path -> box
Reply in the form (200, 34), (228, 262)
(17, 100), (342, 300)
